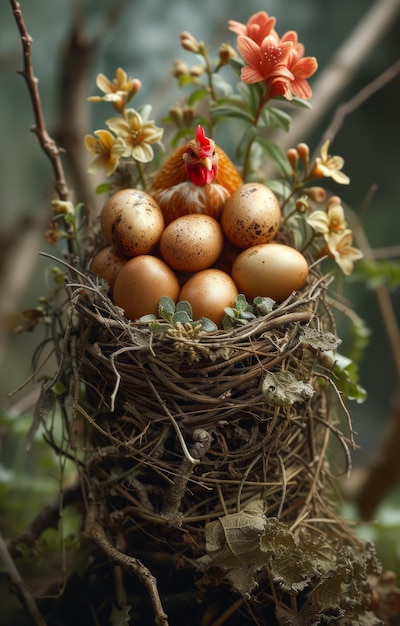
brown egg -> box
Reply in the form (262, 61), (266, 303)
(112, 255), (180, 320)
(100, 189), (164, 257)
(231, 243), (309, 302)
(90, 246), (128, 288)
(221, 182), (281, 249)
(179, 269), (239, 328)
(159, 214), (224, 272)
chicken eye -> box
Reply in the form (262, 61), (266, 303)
(188, 149), (196, 159)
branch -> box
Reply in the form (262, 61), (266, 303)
(85, 501), (169, 626)
(9, 0), (70, 202)
(0, 532), (47, 626)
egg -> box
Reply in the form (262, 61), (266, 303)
(221, 182), (281, 249)
(90, 246), (128, 288)
(112, 255), (180, 320)
(179, 269), (239, 328)
(100, 189), (164, 257)
(231, 243), (309, 302)
(159, 214), (224, 272)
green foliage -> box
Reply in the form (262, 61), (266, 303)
(333, 353), (367, 403)
(140, 296), (218, 332)
(351, 259), (400, 291)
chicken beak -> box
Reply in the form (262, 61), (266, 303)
(200, 156), (212, 171)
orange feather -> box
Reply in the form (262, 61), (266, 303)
(150, 127), (242, 224)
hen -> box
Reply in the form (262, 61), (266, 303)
(150, 125), (242, 224)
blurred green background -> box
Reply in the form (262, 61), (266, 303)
(1, 0), (400, 620)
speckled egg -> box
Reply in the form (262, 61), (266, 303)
(90, 246), (128, 288)
(100, 189), (164, 257)
(221, 182), (281, 249)
(159, 213), (224, 272)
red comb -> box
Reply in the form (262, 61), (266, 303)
(196, 125), (213, 158)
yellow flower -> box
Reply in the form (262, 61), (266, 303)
(106, 107), (164, 163)
(307, 202), (347, 235)
(84, 129), (127, 176)
(324, 228), (363, 275)
(88, 68), (141, 113)
(311, 140), (350, 185)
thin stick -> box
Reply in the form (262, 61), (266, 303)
(0, 532), (47, 626)
(85, 502), (169, 626)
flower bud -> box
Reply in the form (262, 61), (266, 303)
(295, 196), (309, 213)
(168, 104), (183, 127)
(190, 64), (205, 77)
(303, 186), (326, 202)
(327, 195), (341, 207)
(182, 105), (195, 127)
(172, 59), (190, 79)
(286, 148), (298, 171)
(180, 31), (201, 54)
(296, 142), (310, 167)
(218, 42), (237, 66)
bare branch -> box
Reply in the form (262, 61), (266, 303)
(9, 0), (70, 202)
(0, 532), (47, 626)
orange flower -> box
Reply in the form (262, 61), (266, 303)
(237, 34), (294, 89)
(280, 31), (318, 100)
(228, 11), (277, 45)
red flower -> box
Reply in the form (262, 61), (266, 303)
(280, 31), (318, 99)
(237, 34), (294, 89)
(228, 11), (277, 45)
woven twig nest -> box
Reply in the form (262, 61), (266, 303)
(57, 250), (382, 625)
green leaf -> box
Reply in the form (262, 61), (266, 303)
(172, 310), (192, 325)
(261, 106), (292, 132)
(188, 87), (209, 106)
(158, 296), (176, 322)
(175, 300), (193, 317)
(52, 382), (66, 396)
(229, 57), (245, 79)
(333, 354), (367, 403)
(255, 137), (292, 176)
(351, 259), (400, 291)
(210, 105), (255, 124)
(95, 182), (111, 194)
(197, 317), (218, 332)
(253, 296), (275, 315)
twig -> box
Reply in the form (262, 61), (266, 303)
(322, 58), (400, 143)
(9, 0), (70, 201)
(84, 501), (169, 626)
(9, 0), (75, 256)
(0, 532), (47, 626)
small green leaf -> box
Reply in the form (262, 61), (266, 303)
(197, 317), (218, 332)
(253, 296), (275, 315)
(139, 314), (156, 323)
(210, 105), (255, 124)
(95, 182), (111, 194)
(172, 310), (192, 324)
(333, 354), (367, 403)
(158, 296), (176, 320)
(52, 382), (66, 396)
(255, 137), (292, 176)
(175, 300), (193, 317)
(188, 87), (209, 106)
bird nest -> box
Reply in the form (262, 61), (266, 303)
(52, 250), (382, 625)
